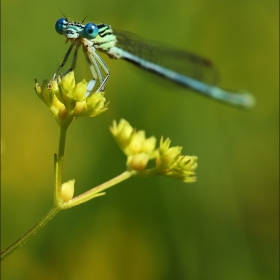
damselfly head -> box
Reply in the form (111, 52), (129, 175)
(55, 18), (99, 40)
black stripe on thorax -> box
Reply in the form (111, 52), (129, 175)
(97, 23), (113, 37)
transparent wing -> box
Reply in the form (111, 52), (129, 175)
(113, 30), (218, 86)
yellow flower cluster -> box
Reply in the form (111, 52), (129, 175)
(110, 119), (198, 182)
(156, 137), (198, 182)
(35, 72), (108, 125)
(110, 119), (157, 171)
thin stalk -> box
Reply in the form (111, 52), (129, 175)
(1, 122), (70, 261)
(1, 206), (60, 261)
(55, 123), (69, 205)
(62, 170), (135, 209)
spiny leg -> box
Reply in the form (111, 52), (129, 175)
(83, 43), (110, 93)
(92, 52), (110, 92)
(52, 43), (75, 81)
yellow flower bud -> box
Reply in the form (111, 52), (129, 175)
(142, 136), (157, 154)
(53, 98), (64, 112)
(110, 119), (134, 150)
(61, 179), (75, 202)
(160, 146), (182, 166)
(111, 119), (159, 171)
(154, 137), (198, 182)
(119, 123), (134, 142)
(58, 106), (68, 120)
(73, 101), (87, 115)
(127, 153), (149, 171)
(59, 72), (75, 95)
(126, 131), (146, 154)
(86, 92), (108, 117)
(35, 79), (53, 106)
(71, 79), (88, 101)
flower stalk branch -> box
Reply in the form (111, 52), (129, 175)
(61, 170), (136, 209)
(1, 71), (198, 261)
(1, 207), (60, 260)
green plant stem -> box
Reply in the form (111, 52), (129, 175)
(1, 119), (136, 261)
(1, 122), (70, 261)
(0, 206), (60, 261)
(55, 123), (69, 205)
(62, 170), (136, 209)
(0, 169), (134, 260)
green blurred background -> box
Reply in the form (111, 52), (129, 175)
(1, 0), (278, 279)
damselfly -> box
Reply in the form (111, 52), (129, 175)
(53, 17), (255, 109)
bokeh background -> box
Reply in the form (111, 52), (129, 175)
(1, 0), (278, 279)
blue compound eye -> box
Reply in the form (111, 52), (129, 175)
(82, 23), (99, 39)
(55, 18), (66, 35)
